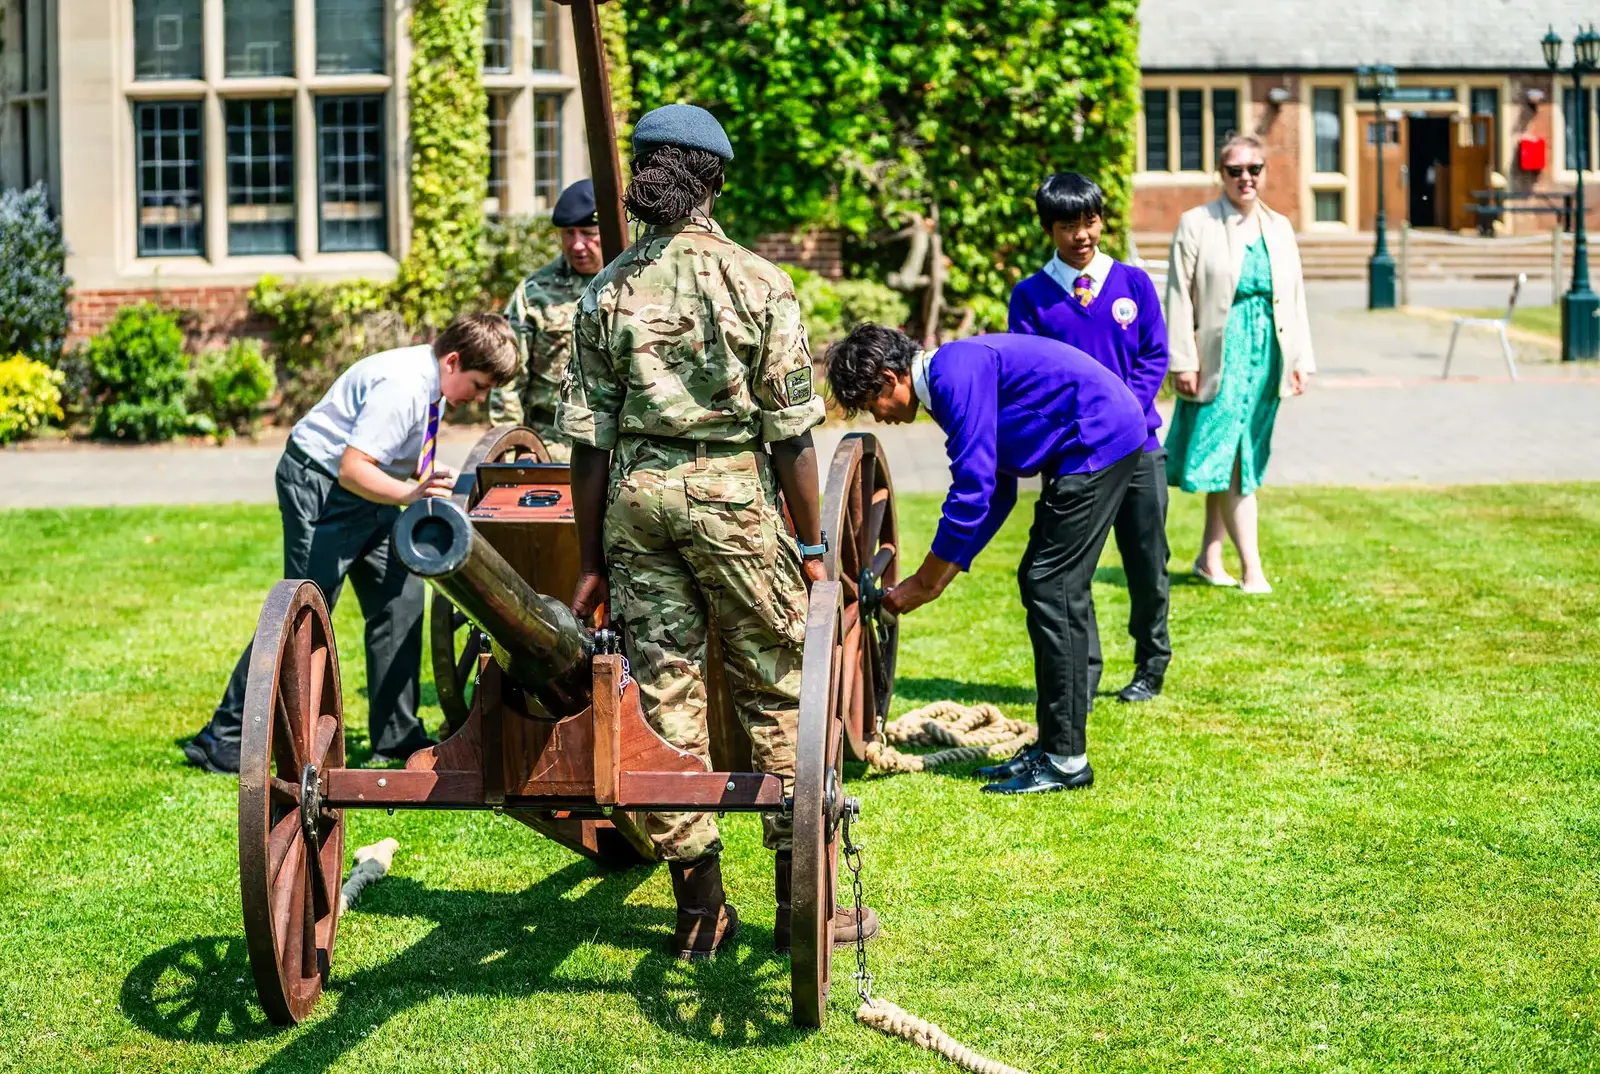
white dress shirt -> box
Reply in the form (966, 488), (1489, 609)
(1044, 248), (1115, 299)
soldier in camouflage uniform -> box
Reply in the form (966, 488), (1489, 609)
(559, 104), (878, 962)
(489, 180), (605, 461)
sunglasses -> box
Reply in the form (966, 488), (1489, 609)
(1224, 162), (1266, 179)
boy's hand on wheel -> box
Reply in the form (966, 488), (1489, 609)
(802, 558), (828, 590)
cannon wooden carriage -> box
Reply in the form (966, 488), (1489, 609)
(237, 426), (902, 1028)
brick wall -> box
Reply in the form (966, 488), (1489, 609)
(752, 231), (844, 278)
(70, 285), (261, 350)
(1253, 74), (1304, 223)
(1131, 183), (1217, 233)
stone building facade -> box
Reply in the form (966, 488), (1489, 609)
(0, 0), (590, 340)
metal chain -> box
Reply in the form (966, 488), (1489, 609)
(841, 803), (872, 1003)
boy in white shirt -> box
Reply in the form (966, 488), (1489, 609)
(185, 314), (519, 773)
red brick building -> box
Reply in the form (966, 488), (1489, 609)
(1133, 0), (1594, 238)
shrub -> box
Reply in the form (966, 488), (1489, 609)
(0, 184), (72, 363)
(189, 339), (277, 441)
(833, 279), (911, 333)
(782, 266), (846, 346)
(480, 214), (561, 311)
(85, 304), (190, 442)
(0, 353), (64, 444)
(249, 276), (404, 420)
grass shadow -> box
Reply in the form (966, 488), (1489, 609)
(120, 935), (277, 1044)
(893, 677), (1036, 708)
(1093, 565), (1127, 588)
(123, 859), (801, 1072)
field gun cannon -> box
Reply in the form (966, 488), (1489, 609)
(235, 426), (902, 1029)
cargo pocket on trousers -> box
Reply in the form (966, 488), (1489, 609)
(684, 472), (768, 561)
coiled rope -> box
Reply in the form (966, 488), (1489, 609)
(864, 701), (1037, 774)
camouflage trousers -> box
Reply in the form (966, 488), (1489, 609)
(605, 438), (808, 863)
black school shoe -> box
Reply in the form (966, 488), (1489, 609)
(973, 745), (1042, 781)
(182, 727), (240, 775)
(1117, 671), (1164, 703)
(981, 756), (1093, 795)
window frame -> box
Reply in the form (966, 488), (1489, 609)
(1135, 75), (1252, 182)
(133, 98), (207, 258)
(133, 0), (205, 83)
(224, 97), (297, 256)
(223, 0), (295, 79)
(532, 90), (564, 213)
(314, 93), (389, 254)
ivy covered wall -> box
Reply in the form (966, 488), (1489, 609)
(398, 0), (491, 330)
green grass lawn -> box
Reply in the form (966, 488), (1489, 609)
(1455, 303), (1560, 340)
(4, 486), (1600, 1072)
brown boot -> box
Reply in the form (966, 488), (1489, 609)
(668, 855), (740, 961)
(774, 851), (880, 953)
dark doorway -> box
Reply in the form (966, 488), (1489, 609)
(1408, 115), (1452, 227)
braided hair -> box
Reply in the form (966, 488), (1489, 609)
(622, 145), (725, 226)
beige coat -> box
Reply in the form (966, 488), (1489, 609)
(1165, 196), (1315, 404)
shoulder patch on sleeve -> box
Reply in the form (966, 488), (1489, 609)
(784, 367), (813, 407)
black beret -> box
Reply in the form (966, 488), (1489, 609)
(632, 104), (734, 162)
(550, 179), (598, 227)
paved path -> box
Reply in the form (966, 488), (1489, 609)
(4, 284), (1598, 509)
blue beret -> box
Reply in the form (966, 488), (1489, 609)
(550, 179), (597, 227)
(632, 104), (734, 162)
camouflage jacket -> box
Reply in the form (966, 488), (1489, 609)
(557, 216), (825, 452)
(489, 255), (594, 429)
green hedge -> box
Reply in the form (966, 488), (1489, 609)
(622, 1), (1139, 310)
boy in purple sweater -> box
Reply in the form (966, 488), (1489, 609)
(827, 325), (1146, 793)
(1009, 173), (1172, 706)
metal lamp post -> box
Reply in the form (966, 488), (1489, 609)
(1357, 64), (1399, 310)
(1546, 25), (1600, 360)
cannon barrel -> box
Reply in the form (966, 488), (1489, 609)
(393, 498), (591, 718)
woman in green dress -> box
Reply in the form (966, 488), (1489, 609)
(1164, 133), (1316, 594)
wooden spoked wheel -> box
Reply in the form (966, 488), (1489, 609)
(821, 433), (900, 761)
(431, 425), (551, 734)
(791, 580), (851, 1028)
(239, 580), (347, 1026)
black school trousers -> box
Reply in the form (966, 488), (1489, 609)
(206, 444), (431, 756)
(1087, 447), (1172, 696)
(1018, 448), (1141, 758)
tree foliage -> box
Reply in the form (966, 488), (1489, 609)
(621, 0), (1139, 310)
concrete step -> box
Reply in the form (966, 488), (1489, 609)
(1134, 231), (1572, 282)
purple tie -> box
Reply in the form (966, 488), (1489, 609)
(417, 400), (440, 479)
(1074, 274), (1094, 308)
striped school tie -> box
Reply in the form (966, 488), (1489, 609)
(1074, 274), (1094, 308)
(417, 400), (441, 480)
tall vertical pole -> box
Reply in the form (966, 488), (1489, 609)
(1564, 64), (1599, 359)
(1368, 82), (1397, 310)
(565, 0), (629, 263)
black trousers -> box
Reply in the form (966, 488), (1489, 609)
(1018, 449), (1141, 757)
(1087, 448), (1172, 697)
(208, 447), (430, 756)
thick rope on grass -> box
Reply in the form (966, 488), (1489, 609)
(339, 838), (399, 912)
(865, 701), (1036, 775)
(858, 998), (1029, 1074)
